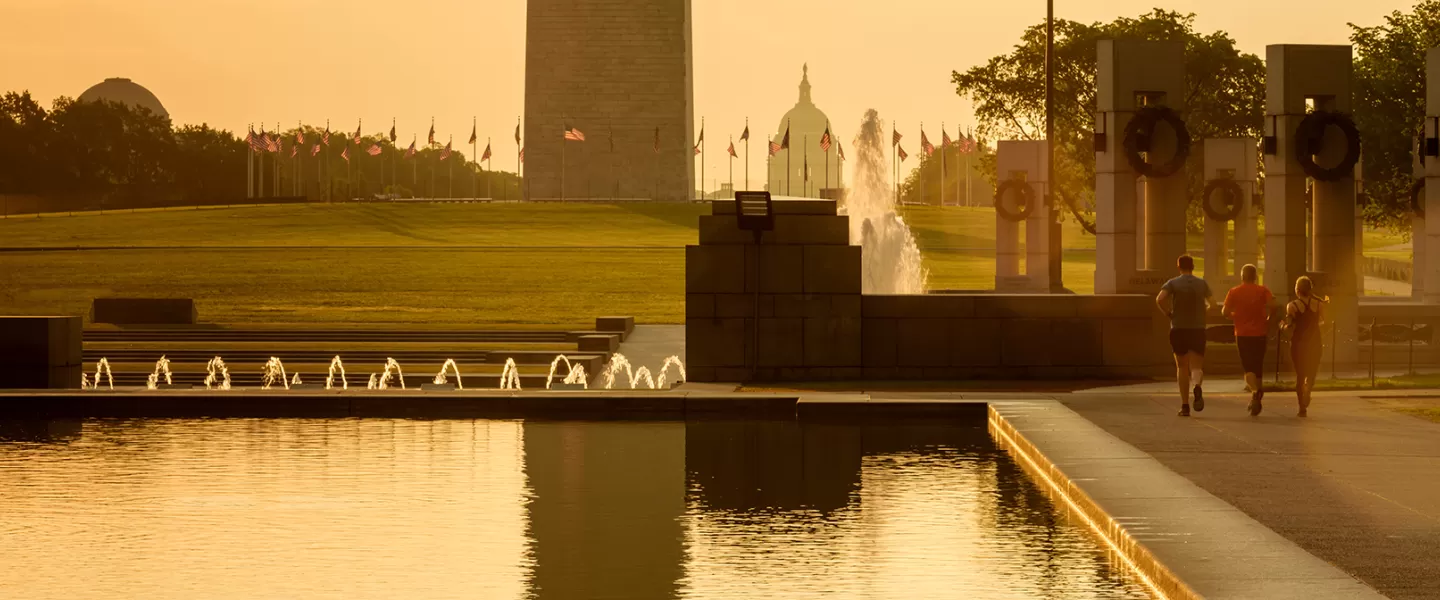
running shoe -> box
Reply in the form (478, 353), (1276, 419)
(1193, 385), (1205, 412)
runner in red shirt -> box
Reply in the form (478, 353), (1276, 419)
(1222, 264), (1273, 415)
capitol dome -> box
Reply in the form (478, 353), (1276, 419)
(78, 78), (169, 119)
(769, 65), (842, 197)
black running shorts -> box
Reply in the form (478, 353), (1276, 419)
(1169, 328), (1207, 356)
(1236, 335), (1267, 376)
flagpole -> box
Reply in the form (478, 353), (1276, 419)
(744, 117), (750, 191)
(965, 128), (972, 207)
(786, 119), (792, 196)
(487, 138), (493, 200)
(516, 117), (521, 202)
(246, 125), (253, 199)
(700, 117), (705, 200)
(826, 120), (831, 195)
(562, 119), (567, 203)
(728, 135), (734, 196)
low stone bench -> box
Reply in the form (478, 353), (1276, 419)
(595, 316), (635, 340)
(577, 334), (620, 353)
(0, 316), (83, 389)
(92, 298), (197, 325)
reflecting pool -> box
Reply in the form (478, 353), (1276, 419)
(0, 418), (1149, 599)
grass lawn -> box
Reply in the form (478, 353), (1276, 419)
(0, 202), (1413, 325)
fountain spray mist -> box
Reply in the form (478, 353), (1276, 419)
(846, 109), (928, 294)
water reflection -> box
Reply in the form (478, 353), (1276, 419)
(0, 418), (1149, 599)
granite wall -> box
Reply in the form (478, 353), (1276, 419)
(685, 199), (1173, 382)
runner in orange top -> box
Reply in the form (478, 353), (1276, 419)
(1222, 264), (1273, 415)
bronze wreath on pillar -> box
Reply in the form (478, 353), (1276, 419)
(1295, 111), (1361, 182)
(1122, 105), (1191, 178)
(993, 178), (1036, 222)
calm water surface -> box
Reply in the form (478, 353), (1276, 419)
(0, 418), (1150, 599)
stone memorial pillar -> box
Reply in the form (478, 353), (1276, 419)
(1201, 139), (1259, 290)
(1422, 47), (1440, 304)
(993, 140), (1049, 292)
(1412, 137), (1426, 300)
(1263, 44), (1360, 364)
(1095, 40), (1189, 294)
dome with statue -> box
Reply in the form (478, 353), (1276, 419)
(768, 64), (843, 197)
(78, 78), (169, 119)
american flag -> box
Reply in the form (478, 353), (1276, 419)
(247, 129), (265, 152)
(727, 142), (737, 158)
(768, 140), (782, 156)
(696, 126), (704, 145)
(428, 121), (436, 146)
(892, 129), (902, 146)
(389, 122), (397, 143)
(367, 144), (382, 156)
(819, 127), (832, 152)
(739, 125), (749, 142)
(921, 130), (935, 156)
(838, 142), (845, 161)
(290, 145), (297, 158)
(311, 144), (321, 156)
(405, 140), (417, 158)
(469, 124), (477, 145)
(519, 147), (525, 163)
(564, 125), (585, 142)
(352, 121), (362, 145)
(942, 129), (953, 148)
(265, 134), (278, 153)
(693, 144), (701, 156)
(481, 143), (492, 162)
(322, 129), (331, 146)
(296, 130), (305, 145)
(341, 146), (350, 163)
(780, 126), (790, 150)
(440, 140), (452, 160)
(514, 122), (521, 144)
(897, 145), (908, 162)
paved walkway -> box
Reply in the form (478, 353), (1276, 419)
(613, 324), (686, 382)
(1060, 392), (1440, 600)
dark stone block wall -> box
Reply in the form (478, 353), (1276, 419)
(525, 0), (694, 201)
(0, 316), (82, 389)
(685, 199), (1174, 382)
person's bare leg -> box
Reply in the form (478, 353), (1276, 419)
(1298, 375), (1311, 417)
(1175, 354), (1192, 415)
(1188, 351), (1205, 411)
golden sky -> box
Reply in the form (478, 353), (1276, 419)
(0, 0), (1415, 184)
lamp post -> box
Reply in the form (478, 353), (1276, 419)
(1046, 0), (1065, 293)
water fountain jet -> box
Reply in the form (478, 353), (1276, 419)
(325, 356), (348, 390)
(145, 356), (173, 390)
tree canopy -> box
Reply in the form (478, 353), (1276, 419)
(951, 10), (1264, 228)
(0, 92), (521, 213)
(1351, 0), (1440, 230)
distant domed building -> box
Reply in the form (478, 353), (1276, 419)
(768, 65), (842, 197)
(78, 78), (168, 119)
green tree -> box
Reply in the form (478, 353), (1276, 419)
(951, 9), (1264, 230)
(1351, 0), (1440, 230)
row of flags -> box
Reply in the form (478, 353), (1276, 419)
(245, 119), (518, 165)
(892, 125), (981, 163)
(763, 124), (844, 160)
(244, 119), (981, 167)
